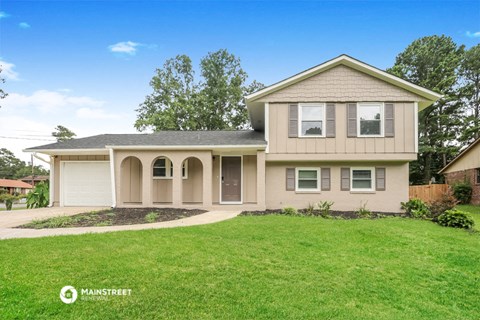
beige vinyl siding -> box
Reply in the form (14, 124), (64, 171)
(243, 155), (257, 203)
(442, 142), (480, 173)
(121, 157), (142, 203)
(182, 158), (203, 203)
(257, 65), (424, 103)
(268, 102), (416, 156)
(265, 162), (409, 212)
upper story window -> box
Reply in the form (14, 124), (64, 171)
(299, 103), (325, 137)
(357, 103), (384, 137)
(351, 167), (375, 191)
(153, 158), (188, 179)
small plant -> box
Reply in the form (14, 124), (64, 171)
(26, 215), (74, 229)
(305, 203), (315, 216)
(401, 198), (431, 219)
(0, 193), (24, 211)
(317, 201), (334, 218)
(437, 209), (475, 229)
(452, 182), (472, 204)
(26, 181), (49, 209)
(429, 190), (458, 219)
(281, 206), (298, 216)
(95, 221), (113, 227)
(355, 201), (371, 218)
(145, 212), (159, 223)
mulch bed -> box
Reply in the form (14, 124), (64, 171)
(18, 207), (207, 229)
(241, 209), (408, 219)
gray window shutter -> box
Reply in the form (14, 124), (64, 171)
(288, 104), (298, 138)
(286, 168), (295, 191)
(376, 168), (386, 191)
(341, 168), (350, 191)
(385, 103), (395, 137)
(326, 103), (336, 138)
(347, 103), (357, 137)
(321, 168), (331, 191)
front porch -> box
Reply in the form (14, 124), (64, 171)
(114, 149), (266, 210)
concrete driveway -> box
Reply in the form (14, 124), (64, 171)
(0, 207), (108, 228)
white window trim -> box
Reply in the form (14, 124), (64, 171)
(153, 158), (188, 180)
(357, 102), (384, 138)
(298, 103), (326, 138)
(295, 167), (320, 192)
(350, 167), (375, 192)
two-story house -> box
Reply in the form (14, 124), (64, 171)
(25, 55), (441, 212)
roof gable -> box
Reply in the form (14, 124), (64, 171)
(439, 137), (480, 174)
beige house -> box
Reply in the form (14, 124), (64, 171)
(26, 55), (441, 212)
(439, 137), (480, 205)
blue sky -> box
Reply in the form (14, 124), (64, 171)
(0, 0), (479, 162)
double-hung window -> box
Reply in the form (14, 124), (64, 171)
(296, 168), (320, 191)
(351, 168), (375, 191)
(299, 103), (325, 137)
(357, 103), (383, 137)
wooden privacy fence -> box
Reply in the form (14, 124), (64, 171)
(409, 184), (449, 203)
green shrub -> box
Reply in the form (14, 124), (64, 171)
(305, 203), (315, 216)
(26, 181), (49, 209)
(0, 194), (23, 211)
(27, 215), (75, 229)
(452, 182), (472, 204)
(401, 198), (431, 219)
(282, 207), (298, 216)
(145, 212), (159, 223)
(437, 209), (475, 229)
(317, 201), (334, 218)
(355, 201), (371, 218)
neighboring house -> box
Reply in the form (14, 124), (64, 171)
(25, 55), (441, 212)
(0, 179), (33, 195)
(439, 137), (480, 205)
(20, 175), (49, 187)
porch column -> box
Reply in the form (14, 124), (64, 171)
(202, 152), (213, 207)
(141, 158), (153, 206)
(256, 150), (266, 209)
(172, 160), (182, 206)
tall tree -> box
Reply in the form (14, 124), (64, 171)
(52, 125), (76, 142)
(459, 44), (480, 144)
(0, 148), (26, 179)
(0, 67), (7, 107)
(388, 35), (464, 184)
(135, 49), (264, 131)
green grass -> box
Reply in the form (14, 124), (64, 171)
(456, 204), (480, 228)
(0, 216), (479, 319)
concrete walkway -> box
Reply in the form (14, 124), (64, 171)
(0, 207), (241, 240)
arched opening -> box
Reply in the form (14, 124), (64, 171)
(182, 157), (203, 204)
(152, 156), (174, 204)
(120, 156), (143, 204)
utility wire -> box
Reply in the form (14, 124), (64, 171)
(0, 136), (56, 141)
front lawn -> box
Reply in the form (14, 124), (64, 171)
(457, 204), (480, 227)
(0, 216), (479, 319)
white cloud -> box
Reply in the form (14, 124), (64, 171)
(0, 59), (20, 80)
(2, 90), (105, 113)
(466, 31), (480, 38)
(108, 41), (141, 55)
(19, 22), (30, 29)
(76, 107), (122, 119)
(0, 11), (9, 19)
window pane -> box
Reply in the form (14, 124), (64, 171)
(153, 167), (166, 177)
(302, 106), (323, 120)
(154, 158), (165, 167)
(302, 121), (322, 135)
(299, 170), (317, 179)
(358, 105), (381, 121)
(298, 179), (318, 189)
(477, 169), (480, 184)
(360, 120), (381, 135)
(352, 170), (371, 179)
(352, 180), (372, 189)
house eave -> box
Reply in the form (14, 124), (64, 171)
(439, 137), (480, 174)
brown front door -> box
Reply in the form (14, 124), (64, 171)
(221, 156), (242, 202)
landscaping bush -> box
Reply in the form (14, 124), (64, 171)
(281, 207), (298, 216)
(26, 181), (49, 209)
(429, 191), (458, 219)
(436, 209), (475, 229)
(401, 198), (431, 219)
(355, 201), (371, 218)
(145, 212), (159, 223)
(0, 194), (23, 211)
(452, 182), (472, 204)
(317, 201), (334, 218)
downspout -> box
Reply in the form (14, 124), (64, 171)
(108, 148), (117, 208)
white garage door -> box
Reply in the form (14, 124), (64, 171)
(62, 162), (112, 206)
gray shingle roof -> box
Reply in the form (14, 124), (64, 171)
(26, 130), (266, 150)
